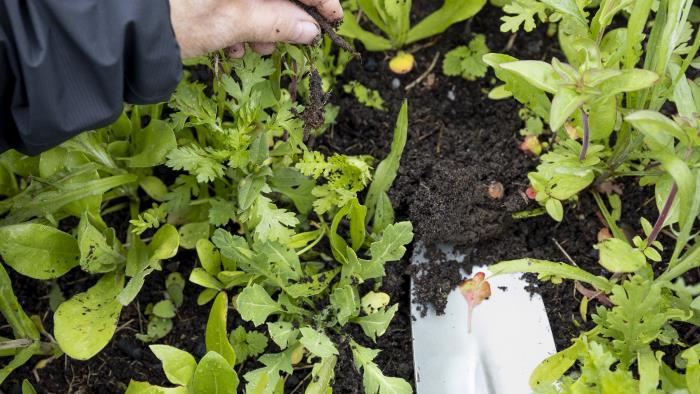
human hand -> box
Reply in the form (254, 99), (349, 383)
(169, 0), (343, 59)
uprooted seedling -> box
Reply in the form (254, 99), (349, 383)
(291, 0), (359, 57)
(458, 272), (491, 333)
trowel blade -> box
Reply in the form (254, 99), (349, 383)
(410, 243), (557, 394)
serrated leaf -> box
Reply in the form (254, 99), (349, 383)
(237, 284), (282, 326)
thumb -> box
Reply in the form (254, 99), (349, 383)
(237, 1), (321, 44)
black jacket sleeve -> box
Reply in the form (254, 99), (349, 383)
(0, 0), (183, 155)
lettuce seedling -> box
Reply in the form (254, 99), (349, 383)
(458, 272), (491, 333)
(339, 0), (486, 51)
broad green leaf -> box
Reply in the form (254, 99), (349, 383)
(77, 214), (124, 274)
(365, 101), (407, 229)
(490, 259), (612, 291)
(588, 95), (616, 140)
(125, 381), (188, 394)
(350, 340), (412, 394)
(238, 174), (267, 212)
(149, 345), (197, 386)
(540, 0), (586, 24)
(550, 89), (587, 131)
(196, 239), (221, 276)
(243, 351), (293, 393)
(21, 380), (37, 394)
(0, 224), (79, 279)
(351, 304), (398, 341)
(530, 342), (580, 388)
(349, 200), (367, 251)
(236, 284), (282, 326)
(269, 168), (316, 215)
(190, 351), (239, 394)
(338, 15), (392, 51)
(638, 348), (660, 394)
(149, 224), (180, 261)
(54, 273), (124, 360)
(299, 327), (338, 358)
(305, 356), (337, 394)
(499, 60), (560, 93)
(596, 69), (659, 96)
(254, 241), (302, 284)
(284, 269), (338, 298)
(126, 120), (177, 168)
(545, 198), (564, 222)
(178, 222), (210, 250)
(139, 176), (168, 202)
(407, 0), (487, 44)
(331, 285), (360, 325)
(596, 238), (646, 273)
(190, 268), (224, 291)
(153, 300), (176, 319)
(267, 321), (299, 350)
(0, 264), (39, 340)
(206, 292), (236, 367)
(626, 110), (686, 148)
(0, 343), (40, 386)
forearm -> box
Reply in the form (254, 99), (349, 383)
(0, 0), (183, 155)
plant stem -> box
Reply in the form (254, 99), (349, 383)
(646, 182), (678, 246)
(579, 110), (590, 161)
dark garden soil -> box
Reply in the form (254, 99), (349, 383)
(2, 2), (697, 394)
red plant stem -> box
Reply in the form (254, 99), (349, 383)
(579, 109), (590, 161)
(646, 182), (678, 246)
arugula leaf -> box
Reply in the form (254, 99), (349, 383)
(350, 340), (412, 394)
(443, 35), (490, 81)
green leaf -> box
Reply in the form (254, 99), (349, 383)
(443, 35), (490, 80)
(150, 224), (180, 261)
(499, 60), (560, 94)
(54, 273), (124, 360)
(236, 284), (282, 326)
(638, 348), (660, 394)
(331, 285), (360, 325)
(407, 0), (487, 44)
(626, 110), (686, 148)
(149, 344), (197, 386)
(352, 304), (398, 341)
(365, 101), (407, 229)
(596, 238), (646, 273)
(153, 300), (176, 319)
(338, 15), (392, 51)
(0, 343), (41, 386)
(490, 259), (612, 291)
(595, 69), (659, 97)
(197, 239), (221, 276)
(190, 268), (225, 290)
(126, 120), (177, 168)
(530, 342), (580, 388)
(0, 264), (39, 340)
(305, 356), (337, 394)
(545, 198), (564, 222)
(139, 176), (169, 202)
(284, 269), (338, 298)
(178, 222), (209, 250)
(206, 292), (236, 367)
(190, 352), (239, 394)
(21, 380), (37, 394)
(267, 321), (299, 350)
(77, 214), (124, 274)
(350, 340), (412, 394)
(0, 224), (79, 279)
(125, 380), (188, 394)
(550, 89), (587, 131)
(299, 327), (338, 358)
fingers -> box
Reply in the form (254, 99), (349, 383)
(250, 42), (276, 55)
(297, 0), (344, 22)
(238, 0), (320, 44)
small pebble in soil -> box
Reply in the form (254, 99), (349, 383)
(488, 181), (505, 200)
(363, 57), (378, 72)
(391, 78), (401, 89)
(117, 339), (143, 360)
(447, 88), (456, 101)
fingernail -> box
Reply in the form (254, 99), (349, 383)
(295, 21), (320, 43)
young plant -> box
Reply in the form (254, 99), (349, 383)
(0, 264), (61, 386)
(339, 0), (486, 51)
(485, 0), (700, 221)
(489, 111), (700, 392)
(443, 34), (490, 81)
(343, 81), (386, 110)
(458, 272), (491, 333)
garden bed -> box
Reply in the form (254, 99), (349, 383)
(3, 1), (700, 393)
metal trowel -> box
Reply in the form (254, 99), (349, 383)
(410, 243), (557, 394)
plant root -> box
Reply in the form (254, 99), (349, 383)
(292, 0), (359, 57)
(301, 65), (329, 132)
